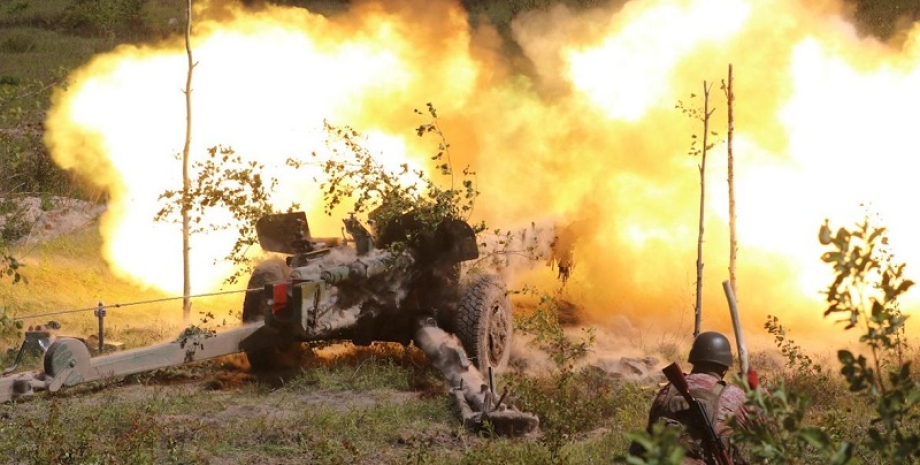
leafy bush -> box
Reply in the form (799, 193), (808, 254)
(620, 421), (688, 465)
(514, 288), (595, 376)
(763, 314), (834, 402)
(0, 74), (81, 198)
(509, 367), (640, 464)
(819, 213), (920, 461)
(734, 212), (920, 464)
(0, 33), (36, 54)
(60, 0), (148, 39)
(508, 289), (612, 463)
(732, 380), (853, 465)
(293, 103), (483, 250)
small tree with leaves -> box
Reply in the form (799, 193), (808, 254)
(156, 145), (289, 286)
(730, 211), (920, 464)
(819, 212), (920, 462)
(676, 84), (717, 337)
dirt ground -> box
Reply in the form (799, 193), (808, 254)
(3, 196), (105, 246)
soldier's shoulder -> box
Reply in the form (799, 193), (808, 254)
(685, 373), (720, 388)
(720, 383), (748, 406)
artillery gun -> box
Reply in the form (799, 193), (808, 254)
(239, 211), (513, 374)
(0, 211), (538, 436)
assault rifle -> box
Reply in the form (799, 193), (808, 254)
(662, 362), (733, 465)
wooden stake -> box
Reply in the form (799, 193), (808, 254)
(726, 64), (737, 299)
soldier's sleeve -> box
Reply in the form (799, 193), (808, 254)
(718, 385), (750, 431)
(646, 384), (672, 430)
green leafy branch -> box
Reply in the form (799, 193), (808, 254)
(290, 103), (483, 251)
(675, 94), (720, 158)
(513, 287), (594, 377)
(819, 211), (920, 461)
(764, 314), (824, 381)
(619, 421), (688, 465)
(731, 381), (853, 465)
(156, 145), (295, 284)
(175, 311), (218, 363)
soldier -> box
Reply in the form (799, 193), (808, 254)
(628, 331), (750, 465)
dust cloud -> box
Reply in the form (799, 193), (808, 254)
(43, 0), (920, 350)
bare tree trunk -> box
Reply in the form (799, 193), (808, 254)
(182, 0), (195, 322)
(726, 64), (737, 298)
(694, 81), (714, 338)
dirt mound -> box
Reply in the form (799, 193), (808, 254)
(0, 196), (104, 245)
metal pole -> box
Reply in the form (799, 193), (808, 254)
(95, 302), (106, 354)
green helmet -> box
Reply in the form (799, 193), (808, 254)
(688, 331), (733, 368)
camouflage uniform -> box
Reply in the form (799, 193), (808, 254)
(631, 371), (750, 465)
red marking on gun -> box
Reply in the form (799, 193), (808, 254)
(662, 362), (734, 465)
(271, 282), (288, 314)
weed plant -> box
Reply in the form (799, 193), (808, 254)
(509, 287), (649, 464)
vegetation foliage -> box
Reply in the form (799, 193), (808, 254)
(627, 211), (920, 465)
(289, 103), (484, 248)
(155, 145), (291, 284)
(818, 212), (920, 462)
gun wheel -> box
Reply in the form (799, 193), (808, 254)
(242, 259), (289, 322)
(455, 274), (513, 373)
(44, 338), (91, 387)
(242, 259), (303, 372)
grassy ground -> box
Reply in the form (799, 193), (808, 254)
(0, 223), (228, 346)
(0, 345), (647, 464)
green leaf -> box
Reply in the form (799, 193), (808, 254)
(799, 427), (831, 448)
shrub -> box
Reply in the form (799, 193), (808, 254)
(0, 33), (36, 54)
(294, 103), (483, 248)
(819, 213), (920, 461)
(60, 0), (148, 39)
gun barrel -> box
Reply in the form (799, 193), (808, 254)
(662, 362), (692, 402)
(320, 257), (390, 284)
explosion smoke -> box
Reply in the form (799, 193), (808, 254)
(43, 0), (920, 340)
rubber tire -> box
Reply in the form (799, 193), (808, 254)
(242, 259), (302, 372)
(455, 274), (513, 373)
(242, 259), (289, 323)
